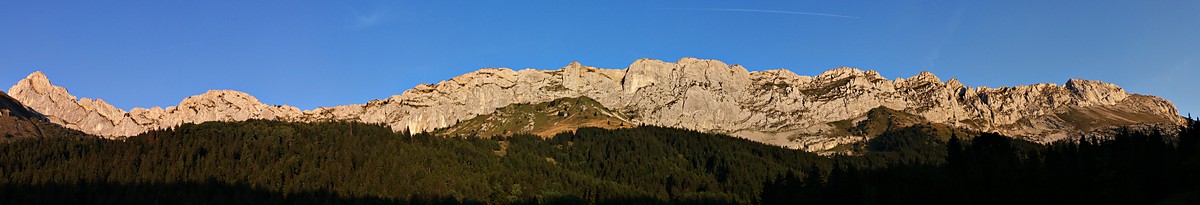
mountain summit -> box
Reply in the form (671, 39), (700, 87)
(7, 58), (1184, 151)
(7, 72), (303, 136)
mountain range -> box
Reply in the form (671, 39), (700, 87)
(4, 58), (1185, 152)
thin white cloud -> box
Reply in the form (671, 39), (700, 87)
(351, 8), (388, 30)
(1164, 56), (1195, 83)
(925, 5), (968, 67)
(925, 45), (943, 68)
(663, 8), (859, 19)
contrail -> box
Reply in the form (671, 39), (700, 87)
(663, 8), (859, 19)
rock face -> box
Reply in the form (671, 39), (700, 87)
(7, 72), (304, 138)
(0, 91), (45, 139)
(0, 91), (87, 140)
(8, 58), (1187, 150)
(0, 91), (42, 121)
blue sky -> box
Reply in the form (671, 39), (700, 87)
(2, 1), (1198, 116)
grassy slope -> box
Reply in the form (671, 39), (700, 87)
(828, 106), (976, 141)
(436, 97), (634, 138)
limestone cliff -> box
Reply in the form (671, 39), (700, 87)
(8, 58), (1186, 151)
(7, 72), (303, 138)
(0, 91), (88, 140)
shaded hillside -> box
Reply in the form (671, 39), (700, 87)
(1053, 95), (1184, 132)
(0, 91), (88, 141)
(0, 91), (40, 119)
(0, 181), (426, 205)
(764, 119), (1200, 205)
(829, 106), (973, 139)
(2, 119), (1199, 204)
(0, 120), (827, 204)
(436, 97), (633, 138)
(832, 106), (926, 138)
(797, 106), (977, 154)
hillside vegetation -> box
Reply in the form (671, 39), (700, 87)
(436, 97), (633, 138)
(0, 119), (1197, 204)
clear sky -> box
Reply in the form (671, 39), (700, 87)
(2, 1), (1198, 116)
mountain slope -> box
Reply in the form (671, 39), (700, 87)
(787, 106), (977, 153)
(436, 96), (633, 138)
(0, 91), (88, 140)
(0, 91), (44, 139)
(7, 72), (303, 138)
(297, 59), (1184, 149)
(8, 58), (1185, 151)
(0, 120), (830, 204)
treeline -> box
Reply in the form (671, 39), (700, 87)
(763, 121), (1200, 205)
(0, 120), (827, 204)
(0, 119), (1198, 204)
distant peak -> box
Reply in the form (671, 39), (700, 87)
(202, 90), (250, 96)
(946, 78), (965, 88)
(26, 71), (48, 81)
(1064, 78), (1123, 93)
(181, 90), (263, 104)
(9, 71), (60, 96)
(20, 71), (53, 87)
(757, 68), (800, 78)
(816, 67), (865, 79)
(907, 71), (941, 83)
(863, 70), (884, 79)
(1065, 78), (1103, 86)
(631, 58), (664, 65)
(830, 66), (863, 72)
(677, 57), (703, 64)
(674, 57), (732, 68)
(174, 89), (297, 112)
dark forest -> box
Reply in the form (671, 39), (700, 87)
(1, 119), (1198, 204)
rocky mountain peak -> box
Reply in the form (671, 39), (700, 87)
(179, 90), (266, 108)
(0, 91), (87, 140)
(0, 91), (41, 120)
(626, 57), (748, 79)
(6, 71), (135, 135)
(1064, 78), (1128, 106)
(910, 71), (942, 83)
(946, 78), (964, 88)
(10, 71), (72, 101)
(7, 72), (307, 138)
(754, 69), (800, 78)
(6, 59), (1185, 151)
(14, 71), (51, 92)
(815, 67), (866, 80)
(863, 70), (885, 80)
